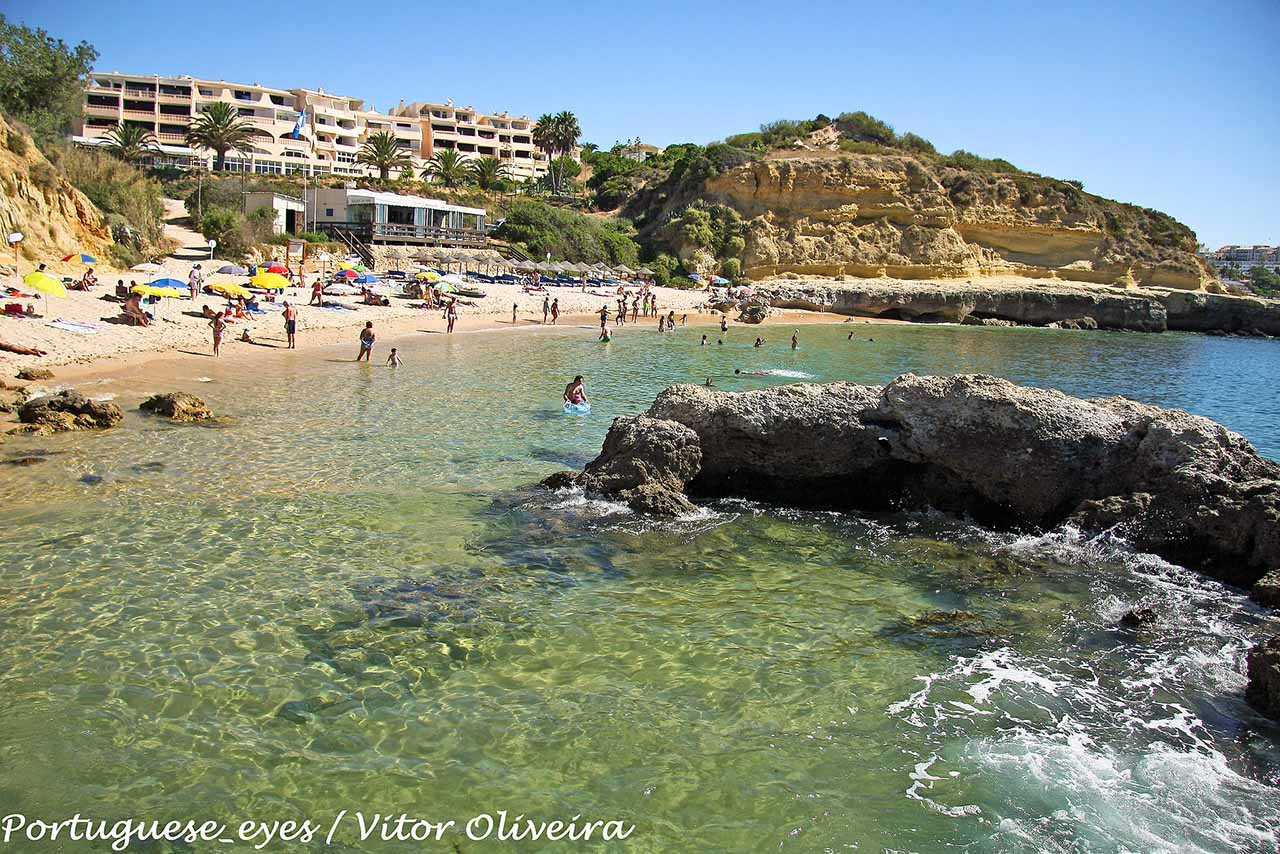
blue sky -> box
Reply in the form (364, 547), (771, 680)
(7, 0), (1278, 247)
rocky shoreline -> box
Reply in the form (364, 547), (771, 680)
(544, 375), (1280, 717)
(744, 279), (1280, 336)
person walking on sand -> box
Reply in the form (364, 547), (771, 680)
(309, 277), (323, 306)
(280, 301), (297, 349)
(446, 299), (458, 334)
(187, 265), (201, 301)
(550, 298), (560, 325)
(512, 302), (518, 324)
(386, 347), (401, 367)
(357, 321), (375, 361)
(631, 296), (639, 323)
(209, 312), (225, 357)
(542, 296), (550, 325)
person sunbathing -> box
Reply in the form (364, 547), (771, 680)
(0, 340), (46, 356)
(122, 293), (150, 326)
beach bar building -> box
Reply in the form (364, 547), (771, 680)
(309, 188), (487, 250)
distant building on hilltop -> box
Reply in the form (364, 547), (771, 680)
(71, 72), (562, 182)
(1200, 245), (1280, 273)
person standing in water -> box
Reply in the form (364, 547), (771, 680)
(356, 321), (375, 361)
(550, 298), (560, 325)
(446, 299), (458, 333)
(599, 304), (610, 331)
(386, 347), (401, 367)
(791, 329), (799, 350)
(720, 315), (729, 333)
(701, 333), (708, 346)
(564, 375), (588, 406)
(282, 301), (297, 349)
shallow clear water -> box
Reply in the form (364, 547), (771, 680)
(2, 323), (1279, 853)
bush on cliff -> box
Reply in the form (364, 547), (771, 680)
(46, 144), (171, 263)
(496, 200), (640, 265)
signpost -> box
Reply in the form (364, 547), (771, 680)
(7, 231), (22, 276)
(208, 238), (217, 261)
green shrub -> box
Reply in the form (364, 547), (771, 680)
(52, 143), (169, 252)
(721, 257), (742, 281)
(897, 132), (937, 155)
(835, 111), (896, 146)
(647, 253), (680, 287)
(4, 124), (27, 155)
(496, 199), (640, 264)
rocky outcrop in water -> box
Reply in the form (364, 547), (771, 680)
(1247, 636), (1280, 720)
(140, 392), (214, 422)
(15, 390), (123, 434)
(750, 279), (1280, 335)
(546, 375), (1280, 588)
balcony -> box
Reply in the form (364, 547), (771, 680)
(157, 132), (185, 143)
(157, 91), (191, 103)
(85, 102), (120, 115)
(122, 109), (157, 119)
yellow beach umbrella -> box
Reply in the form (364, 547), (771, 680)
(249, 272), (289, 290)
(210, 282), (252, 298)
(415, 271), (441, 282)
(23, 271), (66, 297)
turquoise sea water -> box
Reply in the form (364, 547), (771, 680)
(1, 322), (1278, 853)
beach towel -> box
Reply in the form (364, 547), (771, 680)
(47, 319), (101, 335)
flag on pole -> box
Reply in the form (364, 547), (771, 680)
(292, 110), (307, 139)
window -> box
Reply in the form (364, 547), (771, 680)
(234, 90), (253, 101)
(269, 95), (286, 106)
(325, 208), (334, 217)
(199, 88), (214, 97)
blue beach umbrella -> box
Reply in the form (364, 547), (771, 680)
(354, 274), (380, 284)
(712, 276), (730, 285)
(687, 274), (705, 282)
(148, 277), (186, 288)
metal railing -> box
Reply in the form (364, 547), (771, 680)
(312, 221), (487, 247)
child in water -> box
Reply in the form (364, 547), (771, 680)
(387, 348), (401, 367)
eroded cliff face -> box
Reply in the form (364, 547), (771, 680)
(0, 117), (112, 267)
(703, 154), (1213, 290)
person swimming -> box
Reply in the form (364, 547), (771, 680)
(734, 369), (769, 376)
(754, 337), (764, 347)
(564, 375), (588, 406)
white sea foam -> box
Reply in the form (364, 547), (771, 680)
(765, 369), (813, 378)
(543, 486), (632, 518)
(194, 376), (213, 383)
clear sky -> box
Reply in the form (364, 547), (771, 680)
(7, 0), (1278, 247)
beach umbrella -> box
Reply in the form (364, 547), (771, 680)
(614, 264), (635, 275)
(712, 276), (730, 285)
(147, 277), (186, 289)
(265, 262), (288, 274)
(687, 274), (705, 282)
(336, 269), (359, 279)
(216, 264), (248, 276)
(354, 274), (379, 284)
(211, 282), (252, 298)
(24, 271), (66, 317)
(415, 271), (441, 282)
(61, 253), (97, 263)
(338, 261), (356, 270)
(637, 267), (655, 276)
(131, 262), (164, 273)
(250, 272), (290, 290)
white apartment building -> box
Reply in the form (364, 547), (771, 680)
(72, 72), (555, 182)
(1202, 245), (1280, 274)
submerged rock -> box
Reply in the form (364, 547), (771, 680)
(548, 375), (1280, 588)
(15, 368), (53, 381)
(16, 390), (123, 433)
(1247, 635), (1280, 720)
(1251, 570), (1280, 609)
(139, 392), (214, 422)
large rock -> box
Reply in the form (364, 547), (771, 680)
(1247, 635), (1280, 719)
(140, 392), (214, 422)
(550, 375), (1280, 588)
(16, 390), (123, 433)
(747, 279), (1280, 335)
(16, 368), (53, 381)
(736, 297), (772, 324)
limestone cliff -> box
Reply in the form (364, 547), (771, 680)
(0, 116), (111, 266)
(678, 153), (1211, 290)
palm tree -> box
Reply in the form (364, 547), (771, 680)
(532, 111), (582, 195)
(102, 122), (159, 164)
(184, 102), (256, 171)
(357, 131), (412, 181)
(468, 156), (510, 191)
(421, 149), (470, 188)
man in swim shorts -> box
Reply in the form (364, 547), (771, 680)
(282, 301), (297, 349)
(564, 375), (588, 406)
